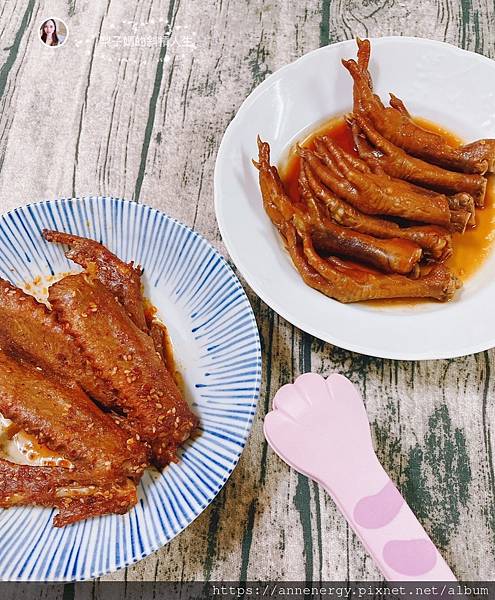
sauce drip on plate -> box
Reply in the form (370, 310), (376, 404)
(143, 299), (184, 392)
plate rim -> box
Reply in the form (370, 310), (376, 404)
(0, 195), (262, 581)
(214, 36), (495, 361)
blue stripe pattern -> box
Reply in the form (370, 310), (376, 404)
(0, 196), (261, 581)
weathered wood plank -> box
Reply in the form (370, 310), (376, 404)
(0, 0), (492, 586)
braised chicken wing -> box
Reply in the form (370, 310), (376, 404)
(48, 273), (198, 468)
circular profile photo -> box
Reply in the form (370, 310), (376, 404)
(39, 17), (68, 47)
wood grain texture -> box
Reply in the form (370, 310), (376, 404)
(0, 0), (493, 585)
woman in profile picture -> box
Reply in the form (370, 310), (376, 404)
(40, 19), (65, 46)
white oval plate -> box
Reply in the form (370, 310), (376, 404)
(0, 197), (261, 581)
(214, 36), (495, 360)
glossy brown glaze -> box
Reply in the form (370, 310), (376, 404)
(0, 232), (197, 526)
(351, 114), (487, 206)
(0, 277), (119, 408)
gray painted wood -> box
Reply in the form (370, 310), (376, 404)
(0, 0), (493, 584)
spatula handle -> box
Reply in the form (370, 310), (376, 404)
(317, 456), (456, 581)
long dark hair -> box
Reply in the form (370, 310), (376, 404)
(41, 19), (59, 46)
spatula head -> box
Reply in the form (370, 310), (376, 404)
(263, 373), (375, 482)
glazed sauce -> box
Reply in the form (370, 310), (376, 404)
(143, 299), (184, 392)
(280, 116), (495, 300)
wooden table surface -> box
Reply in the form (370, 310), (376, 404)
(0, 0), (494, 584)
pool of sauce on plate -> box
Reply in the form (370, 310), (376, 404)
(280, 116), (495, 306)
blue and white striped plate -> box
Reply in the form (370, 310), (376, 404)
(0, 196), (261, 581)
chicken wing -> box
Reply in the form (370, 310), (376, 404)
(0, 277), (118, 408)
(42, 229), (148, 332)
(0, 459), (137, 527)
(0, 350), (147, 482)
(42, 230), (172, 362)
(48, 273), (198, 468)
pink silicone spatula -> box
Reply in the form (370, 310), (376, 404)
(263, 373), (456, 581)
